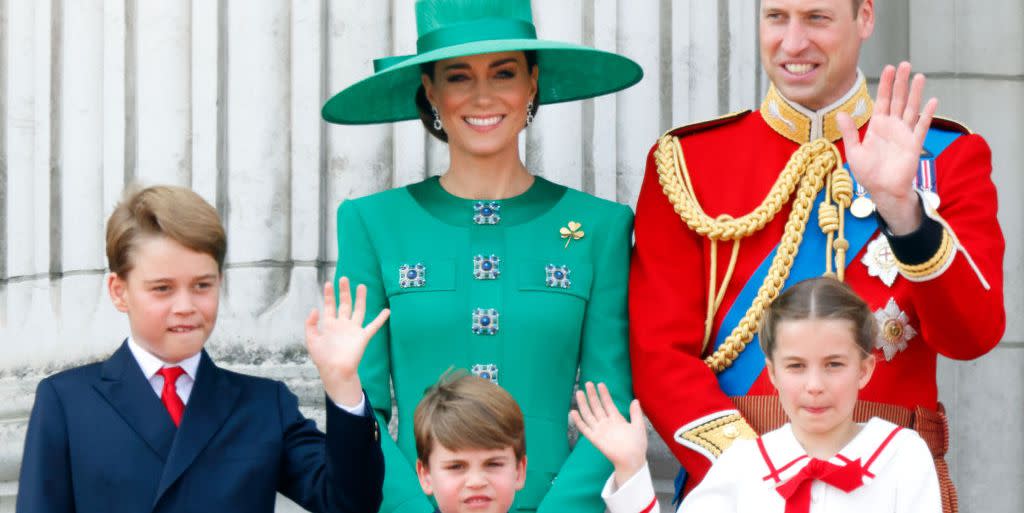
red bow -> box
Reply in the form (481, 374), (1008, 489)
(775, 458), (866, 513)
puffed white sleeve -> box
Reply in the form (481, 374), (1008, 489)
(675, 439), (748, 513)
(601, 463), (660, 513)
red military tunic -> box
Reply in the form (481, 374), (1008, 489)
(629, 75), (1005, 490)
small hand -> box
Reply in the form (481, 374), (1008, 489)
(837, 62), (937, 235)
(570, 382), (647, 487)
(304, 276), (390, 407)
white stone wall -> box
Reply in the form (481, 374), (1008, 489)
(0, 1), (1019, 512)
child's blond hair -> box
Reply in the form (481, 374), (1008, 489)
(106, 185), (226, 276)
(414, 372), (525, 465)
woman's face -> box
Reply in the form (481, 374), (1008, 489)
(423, 51), (538, 160)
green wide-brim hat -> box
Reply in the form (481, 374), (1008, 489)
(322, 0), (643, 125)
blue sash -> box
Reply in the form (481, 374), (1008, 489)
(713, 176), (876, 395)
(715, 127), (962, 396)
(674, 128), (962, 501)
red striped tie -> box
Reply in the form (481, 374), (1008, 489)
(158, 367), (186, 427)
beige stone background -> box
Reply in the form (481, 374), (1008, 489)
(0, 1), (1020, 511)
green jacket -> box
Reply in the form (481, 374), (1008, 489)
(335, 176), (634, 513)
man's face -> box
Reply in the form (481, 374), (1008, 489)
(760, 0), (874, 110)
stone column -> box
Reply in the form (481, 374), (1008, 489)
(910, 2), (1024, 512)
(1, 2), (1020, 512)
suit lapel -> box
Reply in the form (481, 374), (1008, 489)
(92, 340), (177, 461)
(153, 350), (241, 504)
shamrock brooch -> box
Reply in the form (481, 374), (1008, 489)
(560, 221), (584, 248)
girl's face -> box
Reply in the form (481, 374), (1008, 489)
(423, 51), (538, 161)
(766, 318), (875, 451)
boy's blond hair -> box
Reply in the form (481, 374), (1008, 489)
(106, 185), (226, 276)
(414, 372), (525, 465)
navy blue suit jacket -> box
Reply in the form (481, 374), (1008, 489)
(16, 341), (384, 513)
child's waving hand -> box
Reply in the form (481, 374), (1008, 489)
(571, 382), (648, 486)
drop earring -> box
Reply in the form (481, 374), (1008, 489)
(431, 105), (443, 131)
(526, 100), (535, 126)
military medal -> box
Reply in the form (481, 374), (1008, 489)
(850, 182), (874, 219)
(918, 151), (940, 210)
(873, 298), (918, 361)
(862, 236), (898, 287)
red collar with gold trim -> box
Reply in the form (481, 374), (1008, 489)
(760, 72), (873, 144)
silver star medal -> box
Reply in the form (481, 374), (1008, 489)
(873, 298), (918, 361)
(862, 236), (898, 287)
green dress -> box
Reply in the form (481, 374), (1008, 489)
(335, 175), (633, 513)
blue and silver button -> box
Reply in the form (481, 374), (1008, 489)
(472, 364), (499, 385)
(398, 263), (426, 288)
(473, 255), (501, 280)
(545, 264), (572, 288)
(473, 202), (501, 225)
(472, 308), (500, 335)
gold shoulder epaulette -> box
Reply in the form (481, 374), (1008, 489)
(663, 110), (751, 139)
(931, 116), (973, 135)
(673, 412), (757, 460)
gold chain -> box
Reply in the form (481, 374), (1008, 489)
(654, 135), (846, 373)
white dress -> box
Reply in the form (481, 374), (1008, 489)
(602, 417), (941, 513)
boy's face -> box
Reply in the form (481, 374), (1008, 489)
(766, 318), (875, 448)
(416, 444), (526, 513)
(107, 235), (221, 363)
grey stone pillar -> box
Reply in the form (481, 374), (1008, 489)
(1, 1), (1021, 511)
(911, 2), (1024, 513)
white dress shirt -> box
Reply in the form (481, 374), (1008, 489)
(125, 336), (366, 415)
(127, 336), (200, 404)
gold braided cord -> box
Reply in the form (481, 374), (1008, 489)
(702, 238), (743, 353)
(654, 135), (844, 373)
(714, 241), (741, 319)
(815, 166), (854, 279)
(703, 239), (720, 350)
(657, 135), (804, 241)
(830, 168), (854, 280)
(821, 173), (838, 276)
(658, 134), (796, 353)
